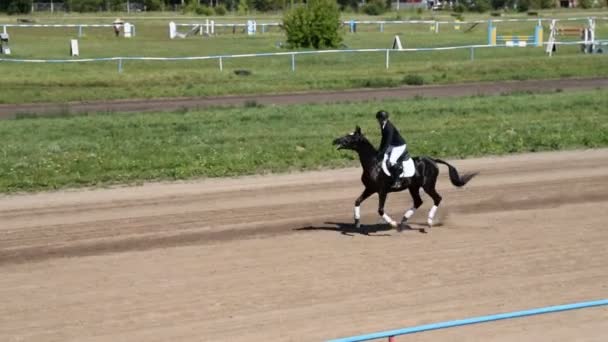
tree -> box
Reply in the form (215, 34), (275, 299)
(283, 0), (342, 49)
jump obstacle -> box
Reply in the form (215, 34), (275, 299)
(169, 20), (269, 39)
(488, 20), (543, 47)
(545, 18), (597, 56)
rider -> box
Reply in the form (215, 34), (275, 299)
(376, 110), (408, 187)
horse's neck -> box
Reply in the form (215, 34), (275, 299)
(357, 139), (379, 172)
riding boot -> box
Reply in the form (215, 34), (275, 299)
(390, 164), (402, 189)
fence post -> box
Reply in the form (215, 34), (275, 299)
(78, 25), (83, 37)
(2, 25), (6, 35)
(291, 53), (295, 72)
(380, 23), (384, 33)
(117, 58), (123, 73)
(385, 49), (390, 69)
(388, 336), (395, 342)
(219, 57), (223, 71)
(470, 46), (474, 61)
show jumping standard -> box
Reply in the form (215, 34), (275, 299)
(333, 126), (477, 233)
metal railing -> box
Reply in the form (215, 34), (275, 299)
(327, 299), (608, 342)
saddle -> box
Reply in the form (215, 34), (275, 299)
(381, 150), (416, 189)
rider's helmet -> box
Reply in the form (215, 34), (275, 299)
(376, 110), (389, 122)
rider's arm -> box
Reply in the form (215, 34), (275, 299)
(378, 123), (394, 156)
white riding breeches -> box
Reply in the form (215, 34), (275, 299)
(383, 144), (406, 166)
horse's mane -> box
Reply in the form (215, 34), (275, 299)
(358, 134), (378, 155)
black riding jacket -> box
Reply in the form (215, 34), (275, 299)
(378, 120), (406, 156)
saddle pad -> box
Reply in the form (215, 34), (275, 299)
(400, 158), (416, 178)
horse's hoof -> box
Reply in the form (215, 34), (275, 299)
(388, 221), (398, 229)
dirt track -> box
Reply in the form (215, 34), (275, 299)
(1, 77), (607, 118)
(1, 149), (607, 341)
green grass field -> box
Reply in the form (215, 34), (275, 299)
(0, 10), (607, 103)
(1, 89), (606, 193)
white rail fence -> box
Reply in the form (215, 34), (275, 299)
(169, 16), (608, 35)
(1, 41), (604, 74)
(1, 23), (136, 37)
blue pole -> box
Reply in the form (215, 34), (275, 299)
(327, 299), (608, 342)
(487, 20), (493, 45)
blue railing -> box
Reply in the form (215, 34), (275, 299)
(327, 299), (608, 342)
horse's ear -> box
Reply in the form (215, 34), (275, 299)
(355, 126), (361, 135)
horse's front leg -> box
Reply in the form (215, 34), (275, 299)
(378, 192), (398, 228)
(354, 188), (374, 229)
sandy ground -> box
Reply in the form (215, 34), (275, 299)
(0, 149), (607, 341)
(0, 77), (607, 118)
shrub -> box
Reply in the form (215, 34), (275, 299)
(337, 0), (359, 10)
(403, 74), (424, 85)
(517, 0), (529, 11)
(491, 0), (506, 8)
(283, 0), (342, 49)
(453, 3), (466, 12)
(214, 4), (227, 15)
(253, 0), (271, 11)
(578, 0), (592, 8)
(469, 0), (491, 12)
(107, 0), (123, 11)
(7, 0), (31, 14)
(184, 2), (213, 15)
(144, 0), (162, 11)
(66, 0), (103, 12)
(237, 0), (248, 14)
(362, 0), (386, 15)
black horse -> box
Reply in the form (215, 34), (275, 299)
(333, 126), (477, 232)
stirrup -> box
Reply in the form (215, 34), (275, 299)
(391, 177), (402, 189)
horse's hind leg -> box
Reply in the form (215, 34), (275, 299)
(354, 188), (374, 229)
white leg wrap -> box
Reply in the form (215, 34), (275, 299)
(382, 213), (397, 227)
(428, 205), (438, 226)
(354, 206), (361, 220)
(404, 208), (416, 220)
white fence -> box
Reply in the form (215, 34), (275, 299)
(1, 41), (604, 74)
(1, 23), (136, 37)
(168, 17), (608, 35)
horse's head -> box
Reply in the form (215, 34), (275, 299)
(333, 126), (366, 151)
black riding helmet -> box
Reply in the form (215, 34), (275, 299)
(376, 110), (389, 122)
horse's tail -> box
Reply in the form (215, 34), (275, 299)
(432, 158), (478, 187)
